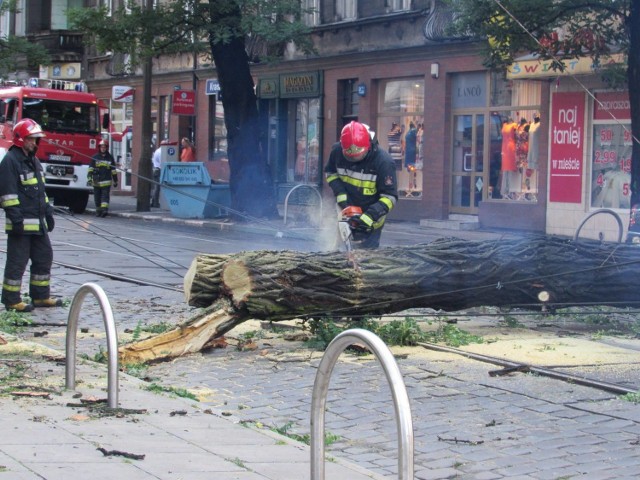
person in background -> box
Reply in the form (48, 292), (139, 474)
(180, 137), (196, 162)
(151, 145), (162, 208)
(88, 140), (118, 217)
(0, 119), (62, 312)
(325, 121), (398, 249)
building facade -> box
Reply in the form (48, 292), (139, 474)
(2, 0), (631, 240)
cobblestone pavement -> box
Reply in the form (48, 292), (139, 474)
(141, 325), (640, 480)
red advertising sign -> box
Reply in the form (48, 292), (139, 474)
(549, 92), (585, 203)
(172, 90), (196, 115)
(593, 91), (630, 121)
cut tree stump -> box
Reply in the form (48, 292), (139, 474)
(119, 235), (640, 363)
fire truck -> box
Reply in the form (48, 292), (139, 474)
(0, 78), (107, 213)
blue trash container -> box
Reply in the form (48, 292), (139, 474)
(160, 162), (230, 218)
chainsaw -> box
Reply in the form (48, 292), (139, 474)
(337, 206), (362, 268)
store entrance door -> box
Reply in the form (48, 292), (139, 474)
(450, 113), (485, 214)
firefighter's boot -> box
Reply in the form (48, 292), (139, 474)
(33, 298), (63, 308)
(6, 302), (34, 313)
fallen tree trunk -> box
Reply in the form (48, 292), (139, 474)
(119, 236), (640, 363)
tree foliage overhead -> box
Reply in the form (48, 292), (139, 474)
(448, 0), (640, 206)
(0, 0), (49, 76)
(448, 0), (630, 71)
(69, 0), (313, 218)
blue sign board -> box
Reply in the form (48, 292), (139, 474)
(206, 79), (221, 95)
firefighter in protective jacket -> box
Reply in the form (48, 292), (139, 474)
(0, 119), (62, 312)
(88, 140), (118, 217)
(325, 121), (398, 249)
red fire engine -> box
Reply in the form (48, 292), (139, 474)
(0, 78), (107, 213)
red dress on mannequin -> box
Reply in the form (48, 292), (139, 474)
(501, 121), (517, 172)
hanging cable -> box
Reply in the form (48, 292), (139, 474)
(51, 206), (188, 279)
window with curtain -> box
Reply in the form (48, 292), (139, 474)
(303, 0), (320, 26)
(386, 0), (411, 11)
(335, 0), (357, 21)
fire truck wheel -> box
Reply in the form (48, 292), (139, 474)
(67, 192), (89, 214)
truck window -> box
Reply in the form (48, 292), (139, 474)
(0, 98), (18, 124)
(22, 98), (99, 134)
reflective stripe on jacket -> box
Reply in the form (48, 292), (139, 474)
(324, 142), (398, 228)
(0, 146), (51, 234)
(88, 152), (117, 187)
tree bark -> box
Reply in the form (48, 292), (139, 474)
(120, 235), (640, 363)
(208, 0), (278, 219)
(187, 236), (640, 316)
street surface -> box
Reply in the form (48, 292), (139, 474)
(1, 209), (639, 479)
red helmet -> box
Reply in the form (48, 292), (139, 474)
(340, 121), (371, 161)
(13, 118), (46, 148)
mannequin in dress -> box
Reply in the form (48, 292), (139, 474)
(527, 114), (541, 169)
(500, 117), (518, 197)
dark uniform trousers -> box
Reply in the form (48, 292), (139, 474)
(94, 185), (111, 212)
(1, 233), (53, 305)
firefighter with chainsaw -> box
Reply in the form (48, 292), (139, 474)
(0, 119), (62, 312)
(88, 140), (118, 217)
(325, 121), (398, 249)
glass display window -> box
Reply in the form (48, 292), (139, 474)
(590, 91), (632, 210)
(377, 78), (425, 199)
(291, 98), (320, 184)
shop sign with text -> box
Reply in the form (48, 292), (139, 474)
(279, 72), (320, 98)
(172, 90), (196, 115)
(549, 92), (585, 203)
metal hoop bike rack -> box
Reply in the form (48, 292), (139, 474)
(573, 208), (624, 244)
(65, 282), (119, 408)
(283, 184), (323, 225)
(310, 328), (414, 480)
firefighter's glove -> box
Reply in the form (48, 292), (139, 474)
(112, 180), (118, 188)
(87, 178), (93, 187)
(46, 214), (55, 232)
(10, 222), (24, 235)
(348, 213), (373, 233)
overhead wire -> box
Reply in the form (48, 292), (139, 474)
(51, 205), (188, 278)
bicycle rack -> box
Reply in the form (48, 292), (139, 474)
(310, 328), (414, 480)
(573, 208), (624, 244)
(283, 184), (323, 225)
(65, 282), (119, 408)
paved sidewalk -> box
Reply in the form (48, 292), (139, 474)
(0, 338), (383, 480)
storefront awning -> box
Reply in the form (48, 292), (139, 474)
(109, 125), (132, 142)
(507, 53), (625, 80)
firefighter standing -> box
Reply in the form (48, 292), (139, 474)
(88, 140), (118, 217)
(325, 121), (398, 249)
(0, 119), (62, 312)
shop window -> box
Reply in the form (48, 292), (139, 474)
(590, 91), (632, 210)
(208, 95), (229, 182)
(378, 78), (425, 199)
(488, 110), (538, 201)
(292, 98), (320, 184)
(487, 77), (541, 201)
